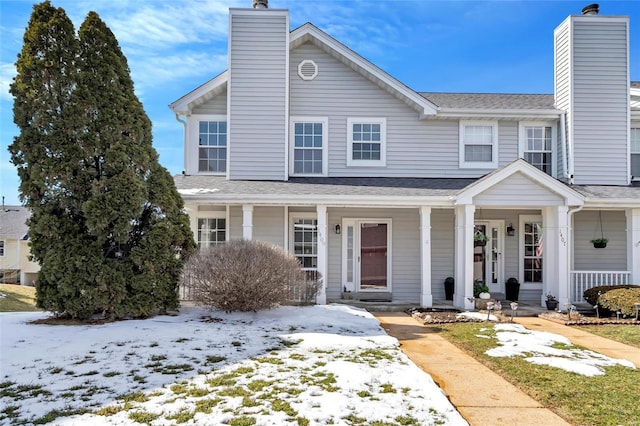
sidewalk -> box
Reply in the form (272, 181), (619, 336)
(375, 312), (572, 426)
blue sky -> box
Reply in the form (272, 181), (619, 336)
(1, 0), (639, 205)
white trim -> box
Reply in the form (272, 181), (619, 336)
(346, 117), (387, 167)
(288, 211), (318, 270)
(518, 121), (557, 178)
(195, 210), (228, 249)
(242, 205), (253, 240)
(283, 13), (290, 181)
(188, 114), (227, 176)
(459, 120), (499, 169)
(289, 117), (328, 176)
(419, 207), (432, 307)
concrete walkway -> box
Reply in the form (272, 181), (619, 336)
(375, 312), (573, 426)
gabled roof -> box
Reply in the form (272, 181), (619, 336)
(169, 22), (439, 117)
(0, 206), (30, 240)
(456, 159), (584, 206)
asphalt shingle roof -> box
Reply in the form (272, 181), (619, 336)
(0, 206), (30, 240)
(419, 93), (556, 110)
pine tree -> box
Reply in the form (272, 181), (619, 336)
(9, 3), (195, 320)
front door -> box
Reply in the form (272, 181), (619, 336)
(474, 221), (504, 294)
(342, 219), (391, 293)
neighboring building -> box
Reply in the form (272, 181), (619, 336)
(170, 2), (640, 310)
(0, 205), (39, 285)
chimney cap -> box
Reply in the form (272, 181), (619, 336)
(581, 3), (599, 15)
(253, 0), (268, 8)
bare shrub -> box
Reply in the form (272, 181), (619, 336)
(181, 240), (306, 312)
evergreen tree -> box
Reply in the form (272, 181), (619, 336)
(9, 3), (195, 320)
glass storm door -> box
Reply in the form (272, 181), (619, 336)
(474, 221), (504, 293)
(342, 220), (391, 292)
(359, 223), (388, 291)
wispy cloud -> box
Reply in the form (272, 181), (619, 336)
(0, 62), (16, 102)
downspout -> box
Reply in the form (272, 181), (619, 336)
(175, 113), (188, 174)
(559, 112), (574, 183)
(566, 204), (585, 302)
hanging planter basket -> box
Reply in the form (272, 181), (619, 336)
(590, 211), (608, 249)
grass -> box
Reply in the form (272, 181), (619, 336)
(578, 324), (640, 349)
(434, 322), (640, 426)
(0, 284), (39, 312)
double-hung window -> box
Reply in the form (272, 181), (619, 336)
(290, 216), (318, 269)
(519, 122), (555, 176)
(347, 118), (386, 167)
(0, 241), (4, 257)
(197, 217), (226, 249)
(290, 117), (327, 176)
(198, 120), (227, 173)
(632, 128), (640, 179)
(459, 121), (498, 168)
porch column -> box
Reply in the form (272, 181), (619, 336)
(242, 205), (253, 240)
(627, 209), (640, 284)
(454, 204), (475, 310)
(544, 206), (569, 308)
(316, 205), (328, 305)
(419, 206), (432, 307)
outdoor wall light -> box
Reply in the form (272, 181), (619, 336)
(335, 224), (341, 234)
(506, 223), (515, 236)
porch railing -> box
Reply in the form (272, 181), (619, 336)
(570, 270), (631, 303)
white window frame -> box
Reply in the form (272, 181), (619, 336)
(519, 215), (544, 286)
(188, 114), (227, 176)
(631, 127), (640, 181)
(346, 117), (387, 167)
(459, 120), (499, 169)
(289, 117), (328, 176)
(196, 212), (228, 249)
(519, 121), (557, 177)
(0, 240), (4, 257)
(289, 213), (318, 271)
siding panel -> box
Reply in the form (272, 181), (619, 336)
(573, 210), (627, 271)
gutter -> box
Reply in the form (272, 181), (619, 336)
(559, 112), (574, 183)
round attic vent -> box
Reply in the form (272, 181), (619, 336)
(298, 59), (318, 81)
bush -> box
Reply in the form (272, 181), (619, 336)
(181, 240), (307, 312)
(582, 285), (640, 306)
(473, 280), (489, 298)
(599, 288), (640, 317)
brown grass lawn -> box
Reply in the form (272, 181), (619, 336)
(0, 283), (40, 312)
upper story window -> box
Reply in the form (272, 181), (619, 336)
(0, 241), (4, 257)
(632, 128), (640, 180)
(519, 122), (556, 176)
(459, 121), (498, 168)
(290, 117), (327, 176)
(199, 120), (227, 173)
(347, 118), (387, 167)
(197, 217), (226, 249)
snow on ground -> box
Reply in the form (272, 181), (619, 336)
(0, 304), (467, 425)
(482, 323), (636, 376)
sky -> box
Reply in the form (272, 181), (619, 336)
(1, 0), (639, 206)
(0, 303), (634, 424)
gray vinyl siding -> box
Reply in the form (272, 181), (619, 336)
(326, 208), (421, 302)
(229, 206), (243, 240)
(430, 209), (455, 300)
(193, 91), (228, 115)
(474, 172), (564, 206)
(228, 11), (288, 180)
(253, 207), (285, 248)
(573, 210), (627, 271)
(290, 43), (519, 178)
(559, 17), (629, 185)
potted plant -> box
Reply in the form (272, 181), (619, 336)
(590, 238), (608, 249)
(545, 293), (559, 310)
(474, 231), (490, 247)
(444, 276), (454, 301)
(505, 277), (520, 301)
(473, 279), (489, 298)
